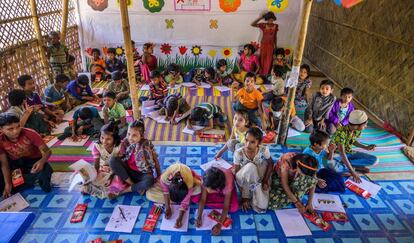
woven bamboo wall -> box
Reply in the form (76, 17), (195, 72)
(304, 0), (414, 139)
(0, 0), (81, 111)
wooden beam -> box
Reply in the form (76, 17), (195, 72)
(29, 0), (52, 83)
(61, 0), (70, 42)
(119, 0), (140, 120)
(408, 125), (414, 146)
(278, 0), (313, 144)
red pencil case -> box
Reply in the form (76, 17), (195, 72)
(70, 204), (88, 223)
(208, 210), (232, 227)
(345, 180), (371, 199)
(142, 204), (162, 232)
(321, 212), (349, 222)
(303, 212), (332, 231)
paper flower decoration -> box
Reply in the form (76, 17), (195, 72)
(86, 48), (93, 56)
(219, 0), (241, 13)
(267, 0), (288, 13)
(284, 48), (292, 56)
(191, 46), (202, 56)
(165, 19), (174, 29)
(208, 49), (217, 58)
(143, 0), (165, 13)
(178, 46), (188, 55)
(210, 19), (218, 29)
(115, 46), (124, 56)
(221, 48), (233, 58)
(250, 41), (260, 51)
(161, 43), (172, 55)
(87, 0), (108, 11)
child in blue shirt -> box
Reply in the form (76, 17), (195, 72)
(66, 74), (97, 106)
(44, 74), (71, 111)
(59, 106), (103, 140)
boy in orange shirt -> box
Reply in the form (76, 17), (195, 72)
(232, 72), (267, 129)
(89, 48), (108, 81)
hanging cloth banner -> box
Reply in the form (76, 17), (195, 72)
(219, 0), (241, 13)
(143, 0), (165, 12)
(267, 0), (288, 12)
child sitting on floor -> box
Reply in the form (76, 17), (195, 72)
(326, 87), (355, 135)
(146, 162), (202, 229)
(234, 127), (274, 213)
(102, 91), (127, 138)
(0, 113), (53, 197)
(105, 48), (125, 75)
(159, 94), (190, 125)
(263, 65), (285, 102)
(142, 43), (158, 72)
(60, 106), (103, 140)
(184, 67), (215, 86)
(215, 110), (249, 158)
(7, 89), (50, 135)
(294, 64), (312, 118)
(164, 63), (183, 88)
(215, 59), (233, 86)
(303, 131), (344, 193)
(89, 48), (108, 81)
(18, 74), (63, 124)
(267, 97), (305, 132)
(268, 153), (318, 213)
(232, 72), (267, 129)
(44, 74), (71, 112)
(67, 74), (97, 106)
(273, 48), (290, 74)
(107, 71), (132, 109)
(195, 167), (239, 235)
(234, 44), (261, 84)
(305, 79), (336, 133)
(82, 122), (123, 199)
(109, 120), (161, 195)
(187, 103), (228, 134)
(146, 70), (168, 104)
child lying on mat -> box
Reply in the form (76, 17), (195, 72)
(159, 94), (190, 125)
(0, 113), (53, 197)
(187, 103), (228, 135)
(164, 63), (183, 88)
(184, 67), (215, 86)
(59, 106), (103, 140)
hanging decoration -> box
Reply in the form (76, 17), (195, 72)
(87, 0), (108, 11)
(219, 0), (241, 13)
(221, 47), (233, 58)
(175, 0), (211, 11)
(284, 47), (292, 56)
(208, 49), (217, 58)
(160, 43), (172, 55)
(178, 46), (188, 55)
(143, 0), (165, 13)
(250, 41), (260, 51)
(116, 0), (133, 8)
(191, 46), (202, 56)
(267, 0), (288, 13)
(115, 46), (124, 56)
(165, 19), (174, 29)
(209, 19), (218, 29)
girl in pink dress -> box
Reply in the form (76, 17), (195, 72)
(252, 12), (278, 75)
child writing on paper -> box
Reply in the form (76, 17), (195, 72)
(102, 91), (127, 138)
(195, 167), (239, 235)
(44, 74), (71, 112)
(146, 70), (168, 104)
(107, 71), (132, 109)
(234, 127), (274, 213)
(187, 103), (228, 134)
(326, 87), (355, 135)
(268, 153), (318, 213)
(159, 94), (190, 125)
(303, 131), (344, 193)
(215, 110), (249, 158)
(82, 123), (123, 198)
(66, 74), (98, 106)
(0, 113), (53, 197)
(215, 59), (233, 86)
(164, 63), (183, 88)
(184, 67), (215, 86)
(109, 120), (161, 195)
(146, 162), (202, 228)
(59, 106), (103, 140)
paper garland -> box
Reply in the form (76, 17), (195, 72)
(160, 43), (172, 55)
(191, 46), (202, 56)
(219, 0), (241, 13)
(143, 0), (165, 13)
(165, 19), (174, 29)
(87, 0), (108, 11)
(209, 19), (218, 29)
(221, 47), (233, 58)
(267, 0), (288, 13)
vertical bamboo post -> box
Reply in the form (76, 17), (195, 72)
(408, 125), (414, 146)
(119, 0), (140, 119)
(61, 0), (69, 42)
(278, 0), (313, 144)
(29, 0), (52, 83)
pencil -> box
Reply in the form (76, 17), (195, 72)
(119, 206), (127, 221)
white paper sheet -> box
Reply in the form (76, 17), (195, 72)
(202, 129), (225, 135)
(46, 136), (59, 147)
(287, 128), (301, 138)
(345, 178), (382, 198)
(69, 159), (97, 183)
(51, 122), (69, 135)
(182, 125), (204, 135)
(105, 205), (141, 233)
(51, 172), (73, 188)
(200, 158), (232, 171)
(275, 208), (312, 237)
(194, 209), (231, 230)
(0, 193), (29, 212)
(140, 84), (150, 91)
(175, 110), (191, 123)
(199, 82), (211, 89)
(68, 173), (84, 192)
(312, 193), (345, 213)
(214, 85), (230, 92)
(142, 100), (156, 107)
(263, 84), (273, 91)
(160, 205), (190, 232)
(86, 142), (95, 152)
(62, 110), (75, 121)
(148, 110), (169, 124)
(181, 82), (196, 87)
(61, 136), (89, 146)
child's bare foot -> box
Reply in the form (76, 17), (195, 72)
(241, 198), (251, 212)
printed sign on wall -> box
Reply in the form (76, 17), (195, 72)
(174, 0), (211, 11)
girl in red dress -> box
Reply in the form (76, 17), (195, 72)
(251, 12), (278, 75)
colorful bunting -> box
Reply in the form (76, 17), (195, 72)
(208, 49), (217, 58)
(165, 19), (174, 29)
(221, 47), (233, 58)
(178, 46), (188, 55)
(219, 0), (241, 13)
(143, 0), (165, 13)
(160, 43), (172, 55)
(209, 19), (218, 29)
(191, 46), (202, 56)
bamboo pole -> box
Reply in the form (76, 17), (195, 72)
(119, 0), (140, 120)
(29, 0), (52, 83)
(278, 0), (313, 144)
(408, 125), (414, 146)
(61, 0), (70, 42)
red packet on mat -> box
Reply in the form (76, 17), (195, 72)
(142, 204), (162, 232)
(321, 212), (349, 222)
(70, 204), (88, 223)
(345, 180), (371, 199)
(11, 168), (24, 188)
(208, 210), (233, 227)
(303, 213), (332, 231)
(87, 238), (102, 243)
